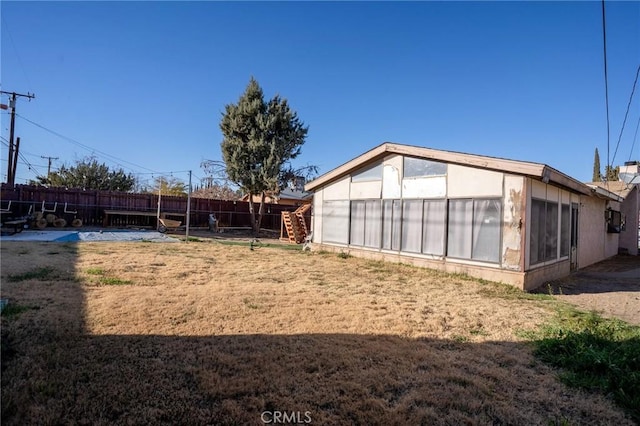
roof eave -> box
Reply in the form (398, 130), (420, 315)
(305, 143), (390, 191)
(306, 142), (590, 195)
(543, 167), (592, 196)
(585, 184), (625, 202)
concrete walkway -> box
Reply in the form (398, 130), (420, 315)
(576, 267), (640, 280)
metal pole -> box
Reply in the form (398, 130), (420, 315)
(156, 186), (162, 230)
(186, 170), (192, 241)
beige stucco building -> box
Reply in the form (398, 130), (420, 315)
(305, 143), (624, 291)
(587, 179), (640, 256)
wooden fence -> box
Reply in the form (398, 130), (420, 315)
(0, 184), (310, 230)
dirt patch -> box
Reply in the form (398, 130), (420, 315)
(541, 255), (640, 325)
(1, 241), (634, 424)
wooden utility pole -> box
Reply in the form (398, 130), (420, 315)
(1, 90), (35, 186)
(40, 155), (59, 181)
(12, 137), (21, 184)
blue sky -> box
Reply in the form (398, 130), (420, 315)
(1, 1), (639, 189)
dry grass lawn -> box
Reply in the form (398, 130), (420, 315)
(0, 238), (634, 425)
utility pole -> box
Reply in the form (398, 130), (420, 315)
(186, 170), (192, 242)
(12, 137), (21, 184)
(1, 90), (35, 186)
(40, 155), (59, 181)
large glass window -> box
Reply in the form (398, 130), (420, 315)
(350, 201), (366, 246)
(530, 198), (559, 265)
(472, 199), (501, 262)
(382, 200), (402, 250)
(351, 163), (383, 182)
(560, 204), (570, 257)
(404, 157), (447, 178)
(448, 199), (501, 262)
(364, 200), (382, 248)
(322, 200), (350, 244)
(423, 200), (446, 255)
(545, 202), (558, 260)
(350, 200), (382, 248)
(447, 200), (473, 258)
(401, 200), (423, 253)
(530, 199), (545, 264)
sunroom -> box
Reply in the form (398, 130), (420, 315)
(305, 143), (620, 290)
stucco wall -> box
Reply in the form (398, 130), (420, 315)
(351, 181), (382, 199)
(522, 260), (571, 291)
(322, 176), (350, 200)
(448, 165), (503, 197)
(382, 159), (402, 199)
(502, 175), (524, 270)
(578, 196), (620, 268)
(312, 188), (323, 244)
(619, 186), (639, 256)
(403, 176), (446, 198)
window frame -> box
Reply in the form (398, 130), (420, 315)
(403, 156), (448, 178)
(321, 200), (350, 245)
(349, 199), (382, 249)
(351, 163), (383, 183)
(382, 199), (402, 251)
(446, 198), (502, 264)
(529, 197), (562, 266)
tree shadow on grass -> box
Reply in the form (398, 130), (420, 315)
(0, 242), (635, 425)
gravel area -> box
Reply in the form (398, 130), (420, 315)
(543, 255), (640, 325)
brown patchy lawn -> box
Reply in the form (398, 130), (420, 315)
(0, 238), (634, 425)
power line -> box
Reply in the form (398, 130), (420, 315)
(0, 141), (46, 179)
(628, 115), (640, 162)
(17, 152), (45, 179)
(15, 112), (160, 175)
(601, 0), (612, 181)
(1, 16), (34, 95)
(612, 64), (640, 166)
(0, 137), (53, 169)
(3, 133), (191, 182)
(130, 170), (193, 176)
(8, 113), (199, 183)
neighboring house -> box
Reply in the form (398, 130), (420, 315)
(305, 142), (623, 291)
(240, 188), (312, 207)
(587, 162), (640, 256)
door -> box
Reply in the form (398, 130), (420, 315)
(570, 203), (579, 271)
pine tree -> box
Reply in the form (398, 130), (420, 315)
(220, 78), (309, 234)
(593, 148), (602, 182)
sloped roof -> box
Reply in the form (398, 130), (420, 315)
(277, 187), (313, 201)
(239, 187), (312, 202)
(586, 181), (635, 201)
(305, 142), (592, 195)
